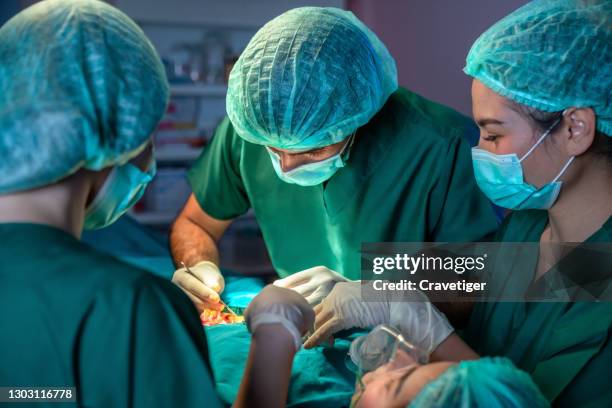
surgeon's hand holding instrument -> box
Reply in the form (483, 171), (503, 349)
(172, 260), (226, 312)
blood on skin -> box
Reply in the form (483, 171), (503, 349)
(200, 308), (245, 326)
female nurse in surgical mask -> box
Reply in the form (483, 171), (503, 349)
(460, 0), (612, 405)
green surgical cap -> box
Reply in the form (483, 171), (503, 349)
(409, 358), (549, 407)
(226, 7), (398, 149)
(0, 0), (169, 194)
(464, 0), (611, 136)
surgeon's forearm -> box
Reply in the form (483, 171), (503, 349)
(170, 214), (220, 267)
(234, 325), (295, 408)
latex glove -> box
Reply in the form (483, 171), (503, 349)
(388, 293), (454, 355)
(171, 261), (225, 312)
(303, 281), (388, 349)
(245, 285), (315, 351)
(273, 265), (349, 305)
(304, 281), (453, 354)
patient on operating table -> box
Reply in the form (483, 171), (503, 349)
(239, 285), (549, 408)
(348, 326), (549, 407)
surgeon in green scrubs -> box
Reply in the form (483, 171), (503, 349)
(459, 0), (612, 405)
(170, 7), (498, 312)
(0, 1), (222, 406)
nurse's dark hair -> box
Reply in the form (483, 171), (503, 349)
(509, 101), (612, 160)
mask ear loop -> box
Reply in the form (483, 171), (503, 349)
(339, 130), (358, 162)
(551, 109), (575, 183)
(84, 167), (119, 214)
(551, 156), (575, 183)
(519, 114), (564, 163)
(519, 109), (574, 182)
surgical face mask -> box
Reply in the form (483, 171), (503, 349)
(266, 132), (356, 186)
(83, 158), (156, 230)
(471, 113), (574, 210)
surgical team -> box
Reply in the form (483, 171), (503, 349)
(0, 0), (610, 407)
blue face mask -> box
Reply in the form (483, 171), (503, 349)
(84, 159), (156, 230)
(471, 115), (574, 210)
(266, 133), (355, 186)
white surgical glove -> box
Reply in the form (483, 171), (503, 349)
(171, 261), (225, 312)
(274, 265), (349, 305)
(388, 292), (454, 355)
(245, 285), (315, 351)
(304, 281), (453, 355)
(303, 281), (389, 348)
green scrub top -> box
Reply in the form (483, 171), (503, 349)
(0, 223), (222, 408)
(189, 88), (498, 279)
(464, 211), (612, 407)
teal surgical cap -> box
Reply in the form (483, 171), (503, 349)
(464, 0), (611, 136)
(226, 7), (398, 149)
(0, 0), (169, 194)
(409, 358), (549, 407)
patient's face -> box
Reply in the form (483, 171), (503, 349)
(351, 351), (455, 408)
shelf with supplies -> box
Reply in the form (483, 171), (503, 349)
(155, 146), (203, 163)
(131, 207), (256, 227)
(127, 20), (245, 230)
(170, 84), (228, 97)
(130, 210), (179, 226)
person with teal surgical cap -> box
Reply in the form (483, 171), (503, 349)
(427, 0), (611, 406)
(170, 7), (498, 313)
(406, 358), (549, 408)
(353, 348), (549, 408)
(0, 1), (222, 406)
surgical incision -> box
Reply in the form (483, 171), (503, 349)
(200, 308), (245, 326)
